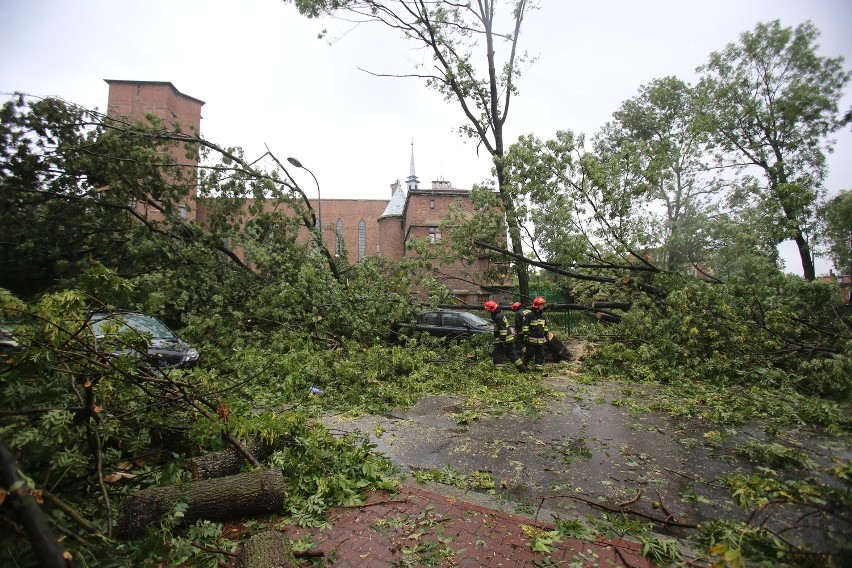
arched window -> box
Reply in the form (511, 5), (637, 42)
(358, 219), (366, 260)
(335, 219), (344, 256)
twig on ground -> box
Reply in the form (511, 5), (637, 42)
(655, 489), (674, 521)
(617, 489), (642, 508)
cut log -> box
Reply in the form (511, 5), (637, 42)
(188, 437), (285, 480)
(545, 332), (572, 361)
(235, 530), (297, 568)
(116, 468), (286, 539)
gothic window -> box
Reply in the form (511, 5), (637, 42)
(335, 219), (344, 256)
(358, 219), (366, 260)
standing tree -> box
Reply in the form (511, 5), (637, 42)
(285, 0), (535, 297)
(596, 76), (721, 273)
(696, 20), (850, 280)
(818, 189), (852, 276)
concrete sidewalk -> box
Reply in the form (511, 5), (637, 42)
(284, 483), (655, 567)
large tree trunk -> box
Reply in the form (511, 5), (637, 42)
(235, 530), (298, 568)
(116, 468), (286, 539)
(545, 332), (572, 361)
(495, 161), (530, 299)
(794, 227), (816, 281)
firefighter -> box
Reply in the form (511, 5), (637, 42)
(511, 301), (532, 341)
(523, 296), (549, 371)
(511, 301), (531, 357)
(483, 300), (527, 373)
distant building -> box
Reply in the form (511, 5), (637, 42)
(822, 270), (852, 304)
(105, 80), (507, 304)
(105, 79), (204, 223)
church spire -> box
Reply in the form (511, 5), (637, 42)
(406, 139), (419, 190)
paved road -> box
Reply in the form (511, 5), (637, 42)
(322, 375), (850, 556)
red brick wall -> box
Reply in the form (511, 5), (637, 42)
(308, 198), (387, 260)
(378, 216), (405, 262)
(106, 81), (506, 299)
(106, 80), (204, 221)
(106, 80), (203, 143)
(401, 189), (508, 300)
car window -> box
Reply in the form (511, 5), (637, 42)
(460, 312), (490, 327)
(418, 312), (440, 326)
(91, 313), (176, 339)
(442, 313), (464, 327)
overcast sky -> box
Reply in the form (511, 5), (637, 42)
(1, 0), (850, 274)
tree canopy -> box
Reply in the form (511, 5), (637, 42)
(285, 0), (537, 297)
(695, 20), (850, 280)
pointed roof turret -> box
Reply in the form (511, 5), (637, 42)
(380, 183), (407, 218)
(406, 139), (419, 190)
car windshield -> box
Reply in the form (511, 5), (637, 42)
(91, 313), (176, 340)
(459, 312), (490, 327)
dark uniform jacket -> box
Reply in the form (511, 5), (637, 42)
(514, 306), (531, 340)
(491, 310), (516, 344)
(523, 308), (548, 344)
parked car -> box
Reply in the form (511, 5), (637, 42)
(0, 327), (24, 355)
(89, 311), (199, 369)
(392, 309), (492, 341)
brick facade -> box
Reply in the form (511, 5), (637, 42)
(106, 80), (506, 301)
(308, 198), (387, 260)
(822, 271), (852, 304)
(105, 80), (204, 222)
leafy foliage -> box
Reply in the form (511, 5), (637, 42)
(586, 273), (852, 401)
(818, 189), (852, 273)
(696, 20), (850, 280)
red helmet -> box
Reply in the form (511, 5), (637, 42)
(483, 300), (498, 313)
(511, 302), (521, 311)
(532, 296), (546, 308)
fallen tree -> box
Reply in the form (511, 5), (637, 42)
(473, 239), (665, 297)
(116, 468), (286, 539)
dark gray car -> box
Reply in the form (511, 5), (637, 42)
(90, 312), (199, 369)
(392, 309), (492, 341)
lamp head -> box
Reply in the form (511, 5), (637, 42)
(287, 157), (303, 168)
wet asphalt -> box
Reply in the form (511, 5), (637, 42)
(321, 373), (851, 552)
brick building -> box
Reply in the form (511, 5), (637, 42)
(105, 79), (204, 223)
(106, 80), (507, 303)
(822, 270), (852, 304)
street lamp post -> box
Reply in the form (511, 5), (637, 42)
(287, 157), (322, 245)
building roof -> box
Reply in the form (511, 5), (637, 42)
(380, 186), (407, 218)
(104, 79), (206, 106)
